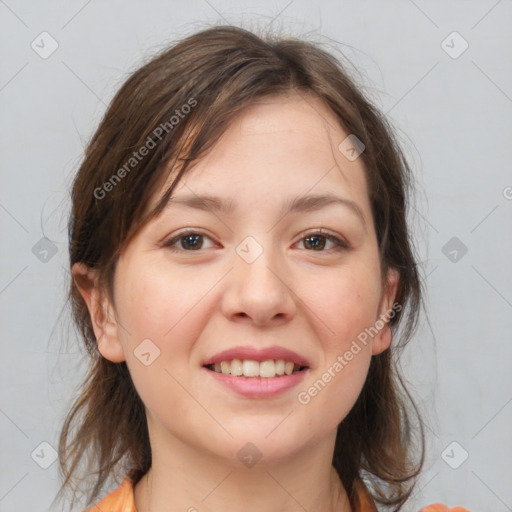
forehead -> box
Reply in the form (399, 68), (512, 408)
(236, 92), (339, 135)
(153, 92), (371, 221)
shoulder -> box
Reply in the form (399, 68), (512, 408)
(354, 480), (470, 512)
(82, 475), (136, 512)
(81, 475), (470, 512)
(354, 479), (378, 511)
(419, 506), (470, 512)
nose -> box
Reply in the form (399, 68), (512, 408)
(220, 240), (297, 327)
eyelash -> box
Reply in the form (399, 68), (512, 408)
(162, 229), (349, 254)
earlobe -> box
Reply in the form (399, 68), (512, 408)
(71, 262), (126, 363)
(371, 268), (399, 356)
(371, 324), (393, 355)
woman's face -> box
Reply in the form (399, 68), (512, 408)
(81, 92), (398, 465)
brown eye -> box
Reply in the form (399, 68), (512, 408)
(297, 230), (348, 252)
(164, 231), (215, 252)
(304, 235), (324, 250)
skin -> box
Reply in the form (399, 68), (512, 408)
(74, 92), (398, 512)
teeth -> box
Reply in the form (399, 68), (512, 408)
(208, 359), (304, 378)
(242, 359), (260, 377)
(259, 360), (275, 378)
(231, 359), (243, 376)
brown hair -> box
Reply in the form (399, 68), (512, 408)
(56, 24), (424, 511)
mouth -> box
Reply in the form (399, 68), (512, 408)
(204, 359), (308, 379)
(202, 346), (310, 398)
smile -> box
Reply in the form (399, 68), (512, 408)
(205, 359), (307, 378)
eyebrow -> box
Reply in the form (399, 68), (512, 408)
(165, 193), (367, 228)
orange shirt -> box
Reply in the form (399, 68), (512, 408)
(82, 475), (469, 512)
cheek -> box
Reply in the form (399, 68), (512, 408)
(292, 260), (379, 424)
(116, 260), (214, 342)
(113, 261), (218, 402)
(298, 353), (371, 443)
(303, 260), (381, 353)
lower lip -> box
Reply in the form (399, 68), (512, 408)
(203, 367), (309, 398)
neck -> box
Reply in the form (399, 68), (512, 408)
(133, 423), (352, 512)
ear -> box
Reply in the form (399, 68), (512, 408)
(371, 268), (400, 356)
(71, 262), (126, 363)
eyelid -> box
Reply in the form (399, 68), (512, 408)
(295, 228), (349, 248)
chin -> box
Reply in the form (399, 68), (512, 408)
(211, 425), (317, 467)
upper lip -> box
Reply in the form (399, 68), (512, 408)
(203, 345), (310, 367)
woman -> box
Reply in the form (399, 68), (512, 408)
(56, 24), (470, 512)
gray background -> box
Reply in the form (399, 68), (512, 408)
(1, 1), (511, 510)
